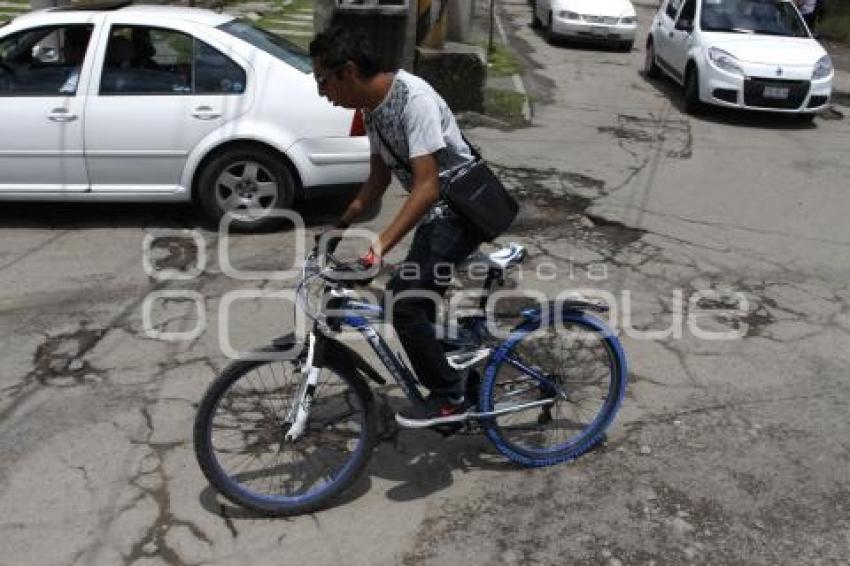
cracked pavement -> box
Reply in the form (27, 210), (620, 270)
(1, 1), (849, 564)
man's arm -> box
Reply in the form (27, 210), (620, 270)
(374, 153), (440, 257)
(338, 154), (393, 227)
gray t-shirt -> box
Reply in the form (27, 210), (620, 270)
(364, 70), (475, 221)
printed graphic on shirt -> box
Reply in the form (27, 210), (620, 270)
(364, 71), (475, 221)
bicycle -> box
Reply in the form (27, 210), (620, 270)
(193, 241), (629, 516)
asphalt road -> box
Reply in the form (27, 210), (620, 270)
(1, 1), (849, 565)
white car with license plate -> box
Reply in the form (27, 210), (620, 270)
(645, 0), (833, 118)
(0, 3), (370, 231)
(533, 0), (638, 51)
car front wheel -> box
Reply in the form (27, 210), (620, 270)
(683, 67), (703, 115)
(644, 40), (661, 78)
(197, 147), (295, 232)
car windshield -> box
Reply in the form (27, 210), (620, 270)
(218, 19), (312, 73)
(700, 0), (808, 37)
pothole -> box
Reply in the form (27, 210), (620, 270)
(30, 327), (107, 386)
(495, 165), (645, 249)
(148, 236), (199, 272)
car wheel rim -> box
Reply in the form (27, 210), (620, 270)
(214, 160), (279, 221)
(645, 45), (653, 72)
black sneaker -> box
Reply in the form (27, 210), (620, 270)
(395, 395), (472, 429)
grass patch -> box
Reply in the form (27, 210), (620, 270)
(819, 3), (850, 43)
(484, 87), (528, 126)
(478, 41), (522, 77)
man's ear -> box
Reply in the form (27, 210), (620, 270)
(340, 60), (358, 81)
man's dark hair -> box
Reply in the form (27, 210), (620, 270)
(309, 26), (381, 78)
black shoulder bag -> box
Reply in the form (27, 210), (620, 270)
(373, 124), (519, 241)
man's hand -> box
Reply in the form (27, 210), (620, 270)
(359, 247), (380, 269)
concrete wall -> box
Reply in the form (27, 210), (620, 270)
(446, 0), (474, 42)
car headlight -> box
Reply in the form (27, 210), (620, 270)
(707, 47), (744, 76)
(558, 11), (580, 20)
(620, 16), (637, 25)
(812, 55), (833, 80)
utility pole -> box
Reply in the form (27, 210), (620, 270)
(488, 0), (495, 54)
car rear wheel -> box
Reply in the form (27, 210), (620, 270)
(644, 40), (661, 78)
(683, 67), (703, 115)
(198, 147), (295, 232)
(545, 14), (555, 44)
(531, 5), (541, 28)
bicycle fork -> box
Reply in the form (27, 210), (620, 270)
(284, 332), (319, 442)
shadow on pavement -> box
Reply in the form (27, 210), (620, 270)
(0, 185), (371, 231)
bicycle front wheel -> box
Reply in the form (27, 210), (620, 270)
(193, 351), (376, 516)
(480, 312), (627, 467)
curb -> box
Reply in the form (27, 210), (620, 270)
(492, 4), (532, 122)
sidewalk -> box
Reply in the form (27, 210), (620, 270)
(456, 0), (532, 127)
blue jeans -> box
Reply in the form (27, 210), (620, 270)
(386, 216), (483, 399)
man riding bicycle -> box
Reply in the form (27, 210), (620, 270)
(309, 27), (484, 426)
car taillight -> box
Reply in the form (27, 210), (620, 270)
(350, 109), (366, 136)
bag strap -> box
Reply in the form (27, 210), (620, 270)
(373, 121), (412, 174)
(372, 119), (482, 174)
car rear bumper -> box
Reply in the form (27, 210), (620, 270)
(702, 63), (833, 113)
(552, 17), (636, 43)
(287, 137), (370, 188)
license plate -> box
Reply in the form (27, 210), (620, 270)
(590, 27), (607, 36)
(763, 86), (789, 99)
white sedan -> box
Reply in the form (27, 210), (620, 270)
(533, 0), (638, 51)
(0, 3), (370, 231)
(645, 0), (833, 118)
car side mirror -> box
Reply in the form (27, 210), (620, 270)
(32, 45), (58, 63)
(675, 19), (694, 32)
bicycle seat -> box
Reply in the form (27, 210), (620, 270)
(459, 242), (527, 273)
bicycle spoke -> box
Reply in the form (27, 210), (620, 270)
(488, 320), (617, 455)
(204, 358), (367, 504)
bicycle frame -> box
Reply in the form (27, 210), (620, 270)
(283, 249), (595, 438)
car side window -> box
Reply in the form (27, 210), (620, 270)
(100, 25), (192, 95)
(665, 0), (682, 20)
(0, 24), (93, 96)
(677, 0), (697, 27)
(194, 40), (245, 94)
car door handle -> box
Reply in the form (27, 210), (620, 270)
(47, 108), (78, 122)
(192, 106), (222, 120)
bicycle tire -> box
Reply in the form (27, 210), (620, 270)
(479, 311), (627, 467)
(193, 348), (377, 516)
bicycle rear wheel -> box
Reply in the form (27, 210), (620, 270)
(193, 350), (376, 515)
(480, 312), (627, 467)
